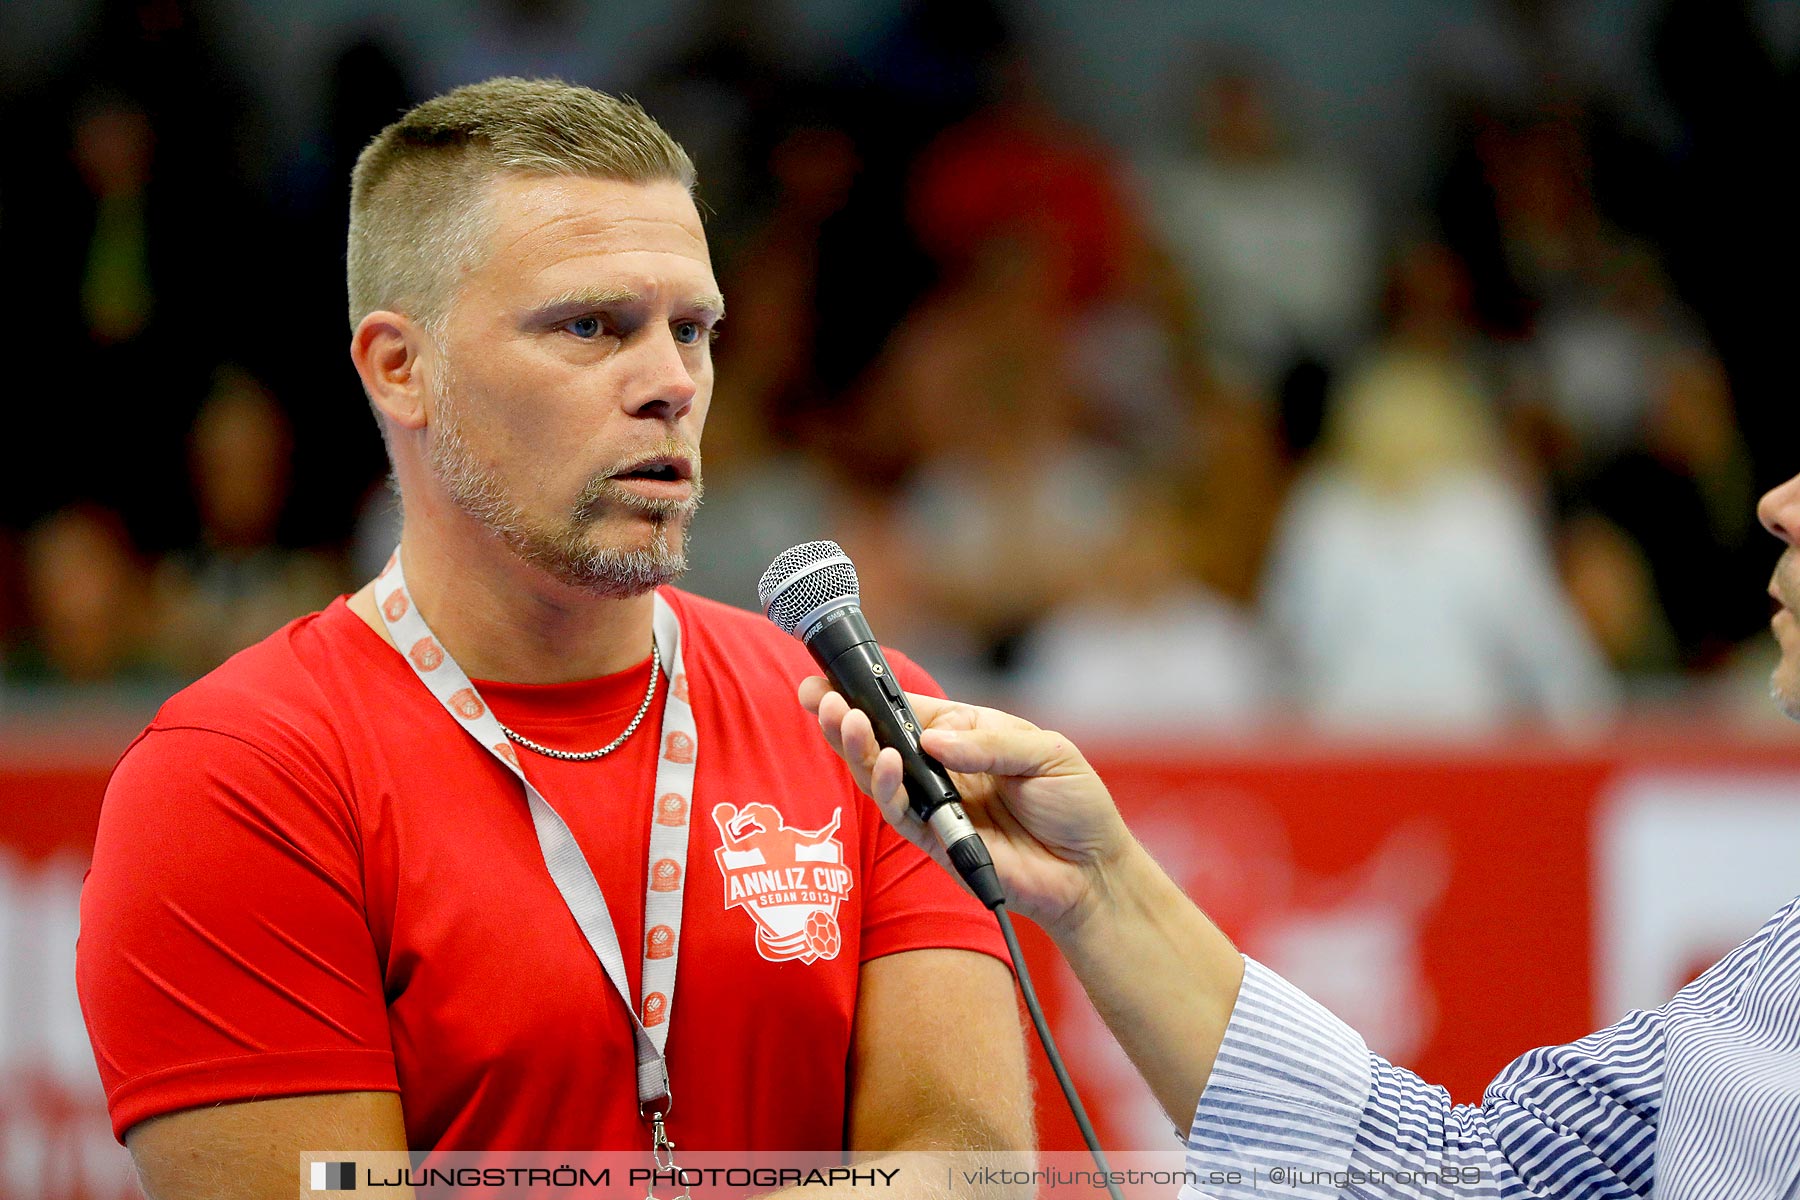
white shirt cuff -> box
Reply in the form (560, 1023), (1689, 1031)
(1180, 957), (1374, 1199)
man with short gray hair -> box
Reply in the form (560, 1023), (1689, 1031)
(77, 78), (1032, 1197)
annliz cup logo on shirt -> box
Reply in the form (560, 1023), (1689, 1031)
(309, 1161), (356, 1190)
(711, 803), (853, 964)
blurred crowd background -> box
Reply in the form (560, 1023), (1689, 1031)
(1, 0), (1796, 737)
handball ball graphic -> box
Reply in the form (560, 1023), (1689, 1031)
(804, 911), (841, 959)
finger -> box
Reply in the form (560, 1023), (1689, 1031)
(923, 702), (979, 733)
(808, 684), (969, 884)
(807, 680), (974, 752)
(919, 725), (1089, 780)
(838, 705), (883, 792)
(901, 691), (991, 732)
(903, 691), (1038, 734)
(868, 734), (973, 892)
(869, 747), (918, 833)
(798, 675), (832, 715)
(815, 689), (852, 761)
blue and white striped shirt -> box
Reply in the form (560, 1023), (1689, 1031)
(1182, 896), (1800, 1198)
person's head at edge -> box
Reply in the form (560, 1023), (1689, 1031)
(1757, 475), (1800, 718)
(346, 78), (722, 606)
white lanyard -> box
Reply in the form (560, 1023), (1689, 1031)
(374, 550), (697, 1133)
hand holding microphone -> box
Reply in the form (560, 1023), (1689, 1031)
(757, 541), (1134, 930)
(759, 541), (1007, 906)
(799, 678), (1135, 938)
(762, 543), (1150, 1183)
(763, 542), (1237, 1169)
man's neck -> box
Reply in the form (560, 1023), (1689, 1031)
(350, 521), (657, 684)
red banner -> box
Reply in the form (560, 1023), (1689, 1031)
(4, 727), (1799, 1189)
(1028, 733), (1800, 1148)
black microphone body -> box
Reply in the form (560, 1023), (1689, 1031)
(803, 606), (1005, 909)
(808, 607), (960, 819)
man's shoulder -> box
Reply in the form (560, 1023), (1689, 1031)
(666, 587), (806, 666)
(101, 602), (380, 831)
(666, 586), (770, 631)
(144, 599), (370, 754)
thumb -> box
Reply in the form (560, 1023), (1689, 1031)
(920, 726), (1090, 780)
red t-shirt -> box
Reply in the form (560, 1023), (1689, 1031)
(77, 589), (1004, 1149)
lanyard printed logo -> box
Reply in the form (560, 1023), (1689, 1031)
(711, 803), (854, 963)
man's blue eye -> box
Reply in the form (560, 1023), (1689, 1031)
(567, 315), (603, 339)
(673, 321), (703, 346)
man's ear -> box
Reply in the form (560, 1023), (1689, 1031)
(350, 311), (433, 433)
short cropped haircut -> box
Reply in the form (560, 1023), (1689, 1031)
(346, 77), (695, 333)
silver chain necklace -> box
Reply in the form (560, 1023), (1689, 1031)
(495, 636), (660, 762)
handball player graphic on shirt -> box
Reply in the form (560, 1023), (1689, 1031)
(712, 803), (854, 963)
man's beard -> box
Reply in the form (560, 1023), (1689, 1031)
(426, 361), (703, 597)
(1768, 548), (1800, 720)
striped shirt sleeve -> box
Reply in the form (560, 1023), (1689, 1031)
(1182, 899), (1800, 1199)
(1182, 958), (1666, 1198)
(1180, 959), (1375, 1199)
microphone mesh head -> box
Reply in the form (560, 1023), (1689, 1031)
(758, 541), (860, 636)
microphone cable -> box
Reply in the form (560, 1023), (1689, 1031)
(988, 898), (1126, 1200)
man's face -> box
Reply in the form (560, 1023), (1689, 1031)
(425, 174), (721, 596)
(1759, 472), (1800, 717)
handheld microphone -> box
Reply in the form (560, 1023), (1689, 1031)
(761, 542), (1121, 1192)
(758, 541), (1004, 909)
